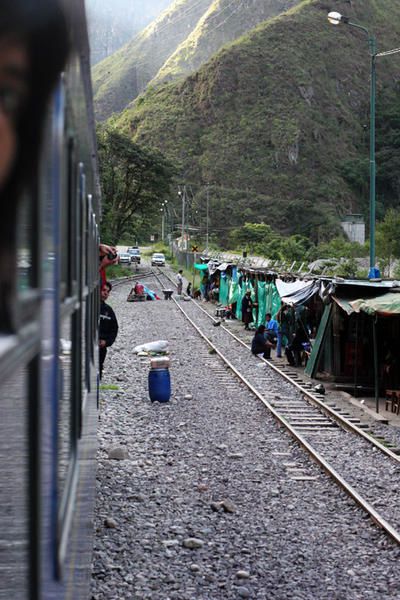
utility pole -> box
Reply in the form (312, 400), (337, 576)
(206, 184), (210, 250)
(180, 186), (186, 250)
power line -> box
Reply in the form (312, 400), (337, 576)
(140, 0), (212, 42)
(110, 0), (245, 74)
(376, 47), (400, 57)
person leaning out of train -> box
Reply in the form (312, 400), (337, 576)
(99, 281), (119, 379)
(251, 325), (275, 360)
(0, 1), (68, 195)
(99, 243), (118, 285)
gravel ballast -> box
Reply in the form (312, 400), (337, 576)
(91, 277), (400, 600)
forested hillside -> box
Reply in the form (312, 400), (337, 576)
(92, 0), (299, 120)
(112, 0), (400, 242)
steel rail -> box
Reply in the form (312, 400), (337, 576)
(110, 270), (154, 288)
(170, 294), (400, 546)
(196, 298), (400, 461)
(155, 267), (400, 463)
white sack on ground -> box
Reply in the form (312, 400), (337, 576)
(133, 340), (169, 353)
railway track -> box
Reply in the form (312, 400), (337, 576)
(145, 267), (400, 546)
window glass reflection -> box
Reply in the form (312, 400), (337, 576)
(16, 194), (33, 293)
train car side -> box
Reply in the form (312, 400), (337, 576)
(0, 1), (100, 599)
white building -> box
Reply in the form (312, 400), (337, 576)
(340, 214), (365, 244)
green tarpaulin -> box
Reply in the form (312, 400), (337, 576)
(228, 280), (239, 305)
(194, 263), (209, 270)
(219, 276), (230, 306)
(254, 282), (280, 326)
(265, 282), (281, 319)
(256, 282), (266, 326)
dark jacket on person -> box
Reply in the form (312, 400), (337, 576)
(251, 332), (267, 355)
(100, 301), (118, 346)
(241, 295), (253, 324)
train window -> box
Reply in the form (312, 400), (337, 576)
(79, 167), (87, 291)
(57, 316), (77, 521)
(57, 315), (77, 502)
(0, 365), (30, 598)
(59, 138), (69, 301)
(67, 137), (78, 296)
(16, 193), (34, 293)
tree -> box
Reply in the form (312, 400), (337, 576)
(228, 223), (315, 262)
(312, 236), (368, 261)
(97, 125), (174, 243)
(279, 235), (313, 262)
(376, 87), (400, 208)
(376, 208), (400, 276)
(229, 222), (277, 251)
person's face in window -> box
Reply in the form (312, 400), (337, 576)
(101, 285), (110, 302)
(0, 38), (28, 189)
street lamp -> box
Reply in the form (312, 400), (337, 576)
(328, 12), (379, 279)
(160, 206), (165, 241)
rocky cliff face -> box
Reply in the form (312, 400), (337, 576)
(92, 0), (300, 120)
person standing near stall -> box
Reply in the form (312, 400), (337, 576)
(241, 290), (253, 330)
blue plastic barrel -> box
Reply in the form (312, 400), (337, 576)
(368, 267), (381, 280)
(148, 368), (171, 403)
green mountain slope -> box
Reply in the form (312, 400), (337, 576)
(93, 0), (299, 121)
(151, 0), (301, 85)
(92, 0), (213, 120)
(114, 0), (400, 240)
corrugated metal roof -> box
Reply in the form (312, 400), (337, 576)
(333, 292), (400, 316)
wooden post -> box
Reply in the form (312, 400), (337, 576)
(373, 317), (379, 413)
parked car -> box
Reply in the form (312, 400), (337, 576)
(118, 252), (132, 265)
(126, 247), (141, 264)
(151, 252), (166, 266)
